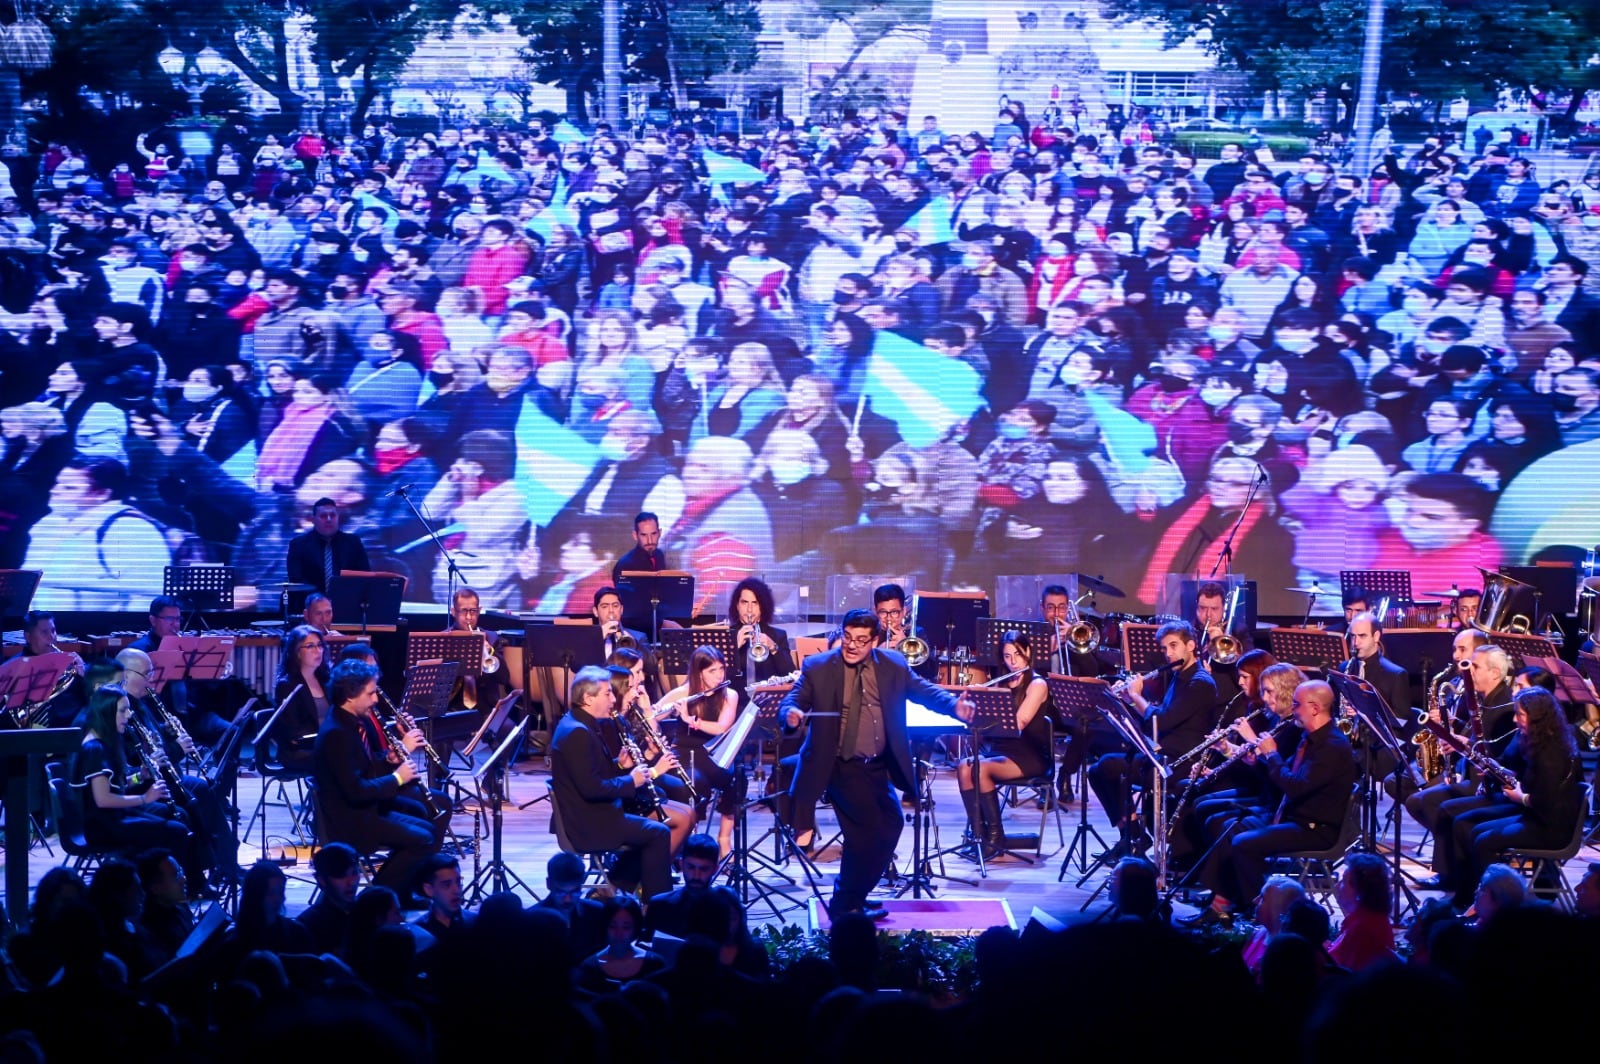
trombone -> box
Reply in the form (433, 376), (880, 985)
(1056, 592), (1101, 657)
(898, 596), (930, 667)
(1207, 585), (1245, 665)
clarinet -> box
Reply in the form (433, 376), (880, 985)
(376, 715), (443, 819)
(615, 718), (669, 822)
(128, 715), (195, 812)
(1166, 718), (1293, 838)
(378, 688), (448, 775)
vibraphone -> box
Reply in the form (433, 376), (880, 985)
(89, 628), (287, 697)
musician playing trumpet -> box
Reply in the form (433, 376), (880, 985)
(446, 588), (506, 712)
(659, 646), (746, 857)
(730, 577), (795, 691)
(953, 631), (1054, 858)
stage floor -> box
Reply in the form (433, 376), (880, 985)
(11, 749), (1597, 930)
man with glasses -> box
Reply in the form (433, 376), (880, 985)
(782, 608), (968, 919)
(115, 644), (241, 892)
(131, 595), (232, 746)
(1188, 679), (1358, 925)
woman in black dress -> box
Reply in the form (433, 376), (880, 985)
(659, 645), (748, 857)
(955, 631), (1054, 858)
(70, 682), (207, 893)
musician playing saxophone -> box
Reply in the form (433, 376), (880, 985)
(1188, 680), (1359, 926)
(659, 646), (746, 857)
(1429, 687), (1584, 908)
(16, 610), (86, 727)
(1405, 635), (1506, 846)
(953, 631), (1054, 858)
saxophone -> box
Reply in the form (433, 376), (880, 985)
(1416, 665), (1456, 783)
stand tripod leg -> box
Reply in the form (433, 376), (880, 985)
(1060, 757), (1110, 880)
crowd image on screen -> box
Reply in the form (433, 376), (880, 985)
(2, 111), (1597, 617)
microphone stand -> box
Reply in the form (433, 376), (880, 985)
(1208, 463), (1265, 578)
(392, 485), (467, 610)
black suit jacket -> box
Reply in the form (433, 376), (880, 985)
(738, 623), (797, 687)
(312, 706), (402, 850)
(286, 528), (371, 595)
(1261, 720), (1359, 829)
(550, 706), (642, 848)
(782, 647), (957, 802)
(1352, 653), (1413, 730)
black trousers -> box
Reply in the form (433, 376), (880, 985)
(1434, 792), (1513, 891)
(1200, 813), (1337, 906)
(87, 806), (205, 888)
(1406, 777), (1477, 835)
(1088, 752), (1153, 832)
(827, 756), (903, 912)
(574, 813), (675, 898)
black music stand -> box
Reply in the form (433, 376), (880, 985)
(328, 573), (405, 636)
(916, 592), (989, 659)
(0, 569), (41, 629)
(659, 627), (737, 679)
(617, 571), (695, 641)
(164, 565), (236, 628)
(1327, 670), (1419, 923)
(939, 686), (1032, 876)
(250, 683), (302, 866)
(1049, 676), (1116, 878)
(976, 618), (1053, 672)
(0, 651), (74, 728)
(1075, 686), (1168, 905)
(1121, 623), (1163, 673)
(400, 659), (464, 784)
(1485, 632), (1561, 665)
(523, 623), (605, 724)
(1340, 570), (1414, 619)
(0, 728), (81, 929)
(466, 715), (537, 902)
(1268, 627), (1348, 670)
(1382, 629), (1455, 678)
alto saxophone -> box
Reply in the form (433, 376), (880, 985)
(1416, 665), (1456, 783)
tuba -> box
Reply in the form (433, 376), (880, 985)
(1470, 567), (1535, 635)
(898, 595), (930, 667)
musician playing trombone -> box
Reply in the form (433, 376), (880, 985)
(658, 646), (746, 857)
(953, 631), (1054, 858)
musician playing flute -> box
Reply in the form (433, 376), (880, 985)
(953, 630), (1053, 858)
(659, 645), (745, 858)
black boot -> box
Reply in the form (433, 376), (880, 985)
(959, 784), (990, 856)
(979, 789), (1037, 854)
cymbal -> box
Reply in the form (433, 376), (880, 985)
(1075, 573), (1125, 598)
(1422, 589), (1463, 599)
(1282, 586), (1326, 595)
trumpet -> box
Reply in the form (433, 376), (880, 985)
(475, 628), (502, 674)
(741, 624), (772, 663)
(897, 595), (930, 667)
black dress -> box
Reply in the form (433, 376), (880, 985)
(985, 677), (1053, 779)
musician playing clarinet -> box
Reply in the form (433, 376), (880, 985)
(551, 666), (679, 898)
(603, 652), (694, 842)
(782, 608), (969, 919)
(1189, 679), (1358, 926)
(1087, 621), (1218, 861)
(314, 657), (444, 900)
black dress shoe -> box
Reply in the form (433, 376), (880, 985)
(862, 898), (885, 912)
(1413, 874), (1446, 891)
(1180, 906), (1233, 928)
